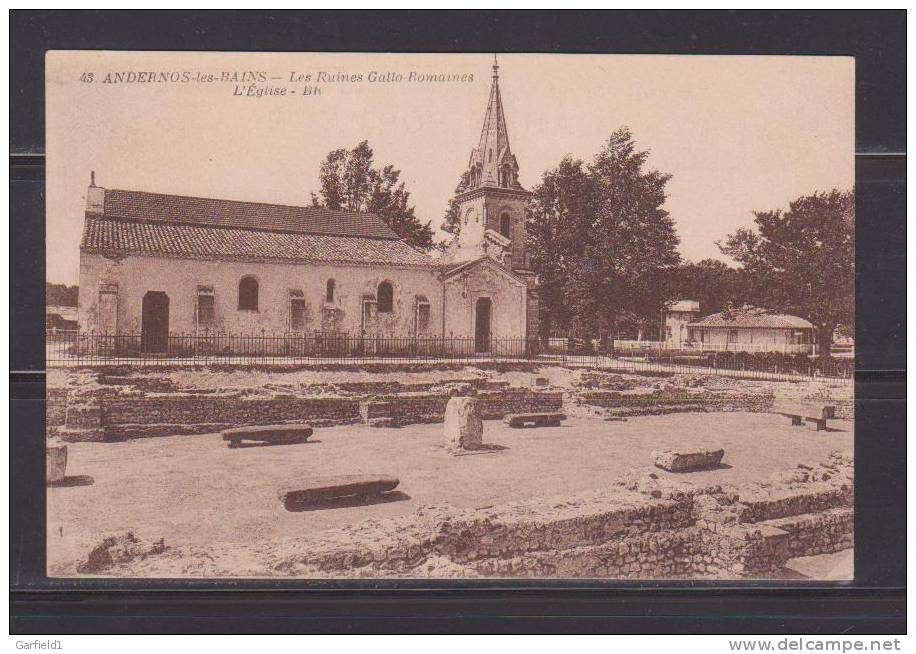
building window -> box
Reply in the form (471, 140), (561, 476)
(196, 286), (215, 329)
(415, 296), (431, 333)
(362, 298), (376, 325)
(377, 281), (394, 313)
(289, 290), (306, 331)
(238, 276), (259, 311)
(326, 279), (335, 302)
(499, 212), (511, 238)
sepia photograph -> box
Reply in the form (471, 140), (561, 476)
(44, 50), (855, 581)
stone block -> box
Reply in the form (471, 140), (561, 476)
(444, 397), (483, 451)
(652, 449), (724, 472)
(280, 475), (399, 507)
(46, 439), (68, 484)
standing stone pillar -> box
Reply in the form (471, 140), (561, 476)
(444, 397), (483, 451)
(47, 438), (68, 484)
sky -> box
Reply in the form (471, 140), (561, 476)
(46, 52), (854, 285)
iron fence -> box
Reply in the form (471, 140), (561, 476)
(45, 330), (854, 381)
(45, 331), (538, 366)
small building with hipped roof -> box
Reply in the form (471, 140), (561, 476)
(686, 307), (815, 354)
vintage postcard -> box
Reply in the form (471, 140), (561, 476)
(45, 51), (854, 580)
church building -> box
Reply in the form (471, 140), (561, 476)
(76, 58), (538, 354)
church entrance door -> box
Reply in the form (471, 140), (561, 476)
(475, 297), (492, 353)
(141, 291), (170, 354)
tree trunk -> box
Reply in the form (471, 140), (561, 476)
(539, 312), (552, 350)
(608, 312), (617, 357)
(817, 323), (835, 358)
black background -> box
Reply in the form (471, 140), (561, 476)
(10, 10), (906, 633)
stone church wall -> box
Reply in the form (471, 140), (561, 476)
(442, 262), (528, 340)
(78, 253), (443, 337)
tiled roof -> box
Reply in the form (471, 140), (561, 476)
(689, 308), (814, 330)
(81, 216), (435, 268)
(101, 189), (399, 239)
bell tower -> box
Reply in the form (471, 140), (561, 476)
(445, 55), (539, 341)
(450, 55), (533, 273)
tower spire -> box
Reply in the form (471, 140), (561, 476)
(469, 54), (516, 189)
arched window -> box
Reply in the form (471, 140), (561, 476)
(238, 276), (259, 311)
(377, 281), (394, 313)
(326, 279), (335, 302)
(499, 212), (511, 238)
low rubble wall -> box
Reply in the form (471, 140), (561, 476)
(359, 391), (563, 428)
(46, 388), (69, 437)
(47, 366), (851, 441)
(103, 396), (361, 427)
(577, 391), (773, 416)
(266, 452), (853, 579)
(57, 388), (564, 440)
(98, 396), (361, 439)
(762, 508), (854, 559)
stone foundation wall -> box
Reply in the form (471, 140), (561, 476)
(360, 390), (564, 427)
(830, 400), (854, 420)
(271, 453), (853, 579)
(360, 395), (449, 428)
(47, 367), (851, 442)
(99, 396), (361, 439)
(762, 508), (854, 559)
(578, 391), (773, 416)
(47, 388), (69, 427)
(736, 487), (853, 524)
(58, 387), (564, 439)
(476, 390), (564, 419)
(102, 396), (361, 426)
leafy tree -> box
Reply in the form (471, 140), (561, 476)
(314, 140), (434, 251)
(46, 283), (79, 307)
(527, 156), (595, 341)
(440, 172), (470, 239)
(553, 128), (681, 350)
(666, 259), (746, 317)
(719, 189), (854, 355)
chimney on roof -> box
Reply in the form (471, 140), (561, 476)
(86, 171), (105, 214)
